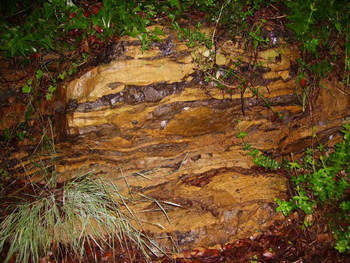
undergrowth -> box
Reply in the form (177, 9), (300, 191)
(238, 122), (350, 253)
(275, 123), (350, 253)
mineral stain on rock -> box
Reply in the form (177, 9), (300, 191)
(93, 42), (129, 66)
(67, 81), (187, 112)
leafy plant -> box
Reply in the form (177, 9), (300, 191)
(279, 0), (349, 102)
(249, 19), (270, 49)
(275, 123), (350, 253)
(0, 0), (166, 58)
(172, 21), (212, 49)
(238, 121), (349, 253)
(236, 120), (281, 170)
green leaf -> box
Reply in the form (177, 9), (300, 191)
(48, 85), (57, 93)
(36, 70), (43, 80)
(248, 148), (260, 158)
(66, 0), (75, 8)
(3, 128), (10, 139)
(59, 71), (67, 80)
(18, 41), (26, 57)
(10, 38), (19, 57)
(25, 105), (33, 121)
(133, 6), (141, 12)
(168, 14), (175, 21)
(42, 37), (54, 50)
(43, 2), (55, 20)
(46, 93), (53, 100)
(22, 84), (32, 93)
(298, 201), (315, 214)
(243, 144), (252, 150)
(340, 201), (350, 211)
(71, 17), (88, 29)
(170, 0), (180, 9)
(17, 132), (25, 141)
(153, 27), (165, 36)
(138, 33), (149, 52)
(253, 39), (258, 49)
(275, 199), (295, 216)
(236, 131), (246, 139)
(288, 161), (301, 169)
(152, 35), (162, 42)
(101, 12), (112, 28)
(128, 26), (140, 37)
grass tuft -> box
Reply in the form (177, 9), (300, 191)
(0, 170), (160, 262)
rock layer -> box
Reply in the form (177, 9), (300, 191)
(7, 26), (350, 251)
(54, 27), (350, 250)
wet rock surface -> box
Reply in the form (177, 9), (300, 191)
(2, 26), (349, 253)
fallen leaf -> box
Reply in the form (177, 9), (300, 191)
(95, 25), (103, 33)
(83, 10), (92, 17)
(300, 78), (308, 87)
(263, 250), (275, 258)
(92, 6), (101, 15)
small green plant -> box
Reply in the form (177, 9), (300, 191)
(275, 123), (350, 253)
(280, 0), (349, 108)
(22, 70), (42, 94)
(172, 21), (212, 49)
(22, 66), (60, 102)
(249, 19), (270, 49)
(0, 168), (9, 178)
(237, 120), (281, 170)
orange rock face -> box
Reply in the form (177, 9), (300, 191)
(5, 26), (348, 251)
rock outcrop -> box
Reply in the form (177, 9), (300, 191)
(56, 26), (350, 250)
(7, 26), (350, 252)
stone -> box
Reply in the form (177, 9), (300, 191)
(4, 25), (349, 253)
(54, 26), (349, 251)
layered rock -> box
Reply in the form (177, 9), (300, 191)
(9, 26), (350, 251)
